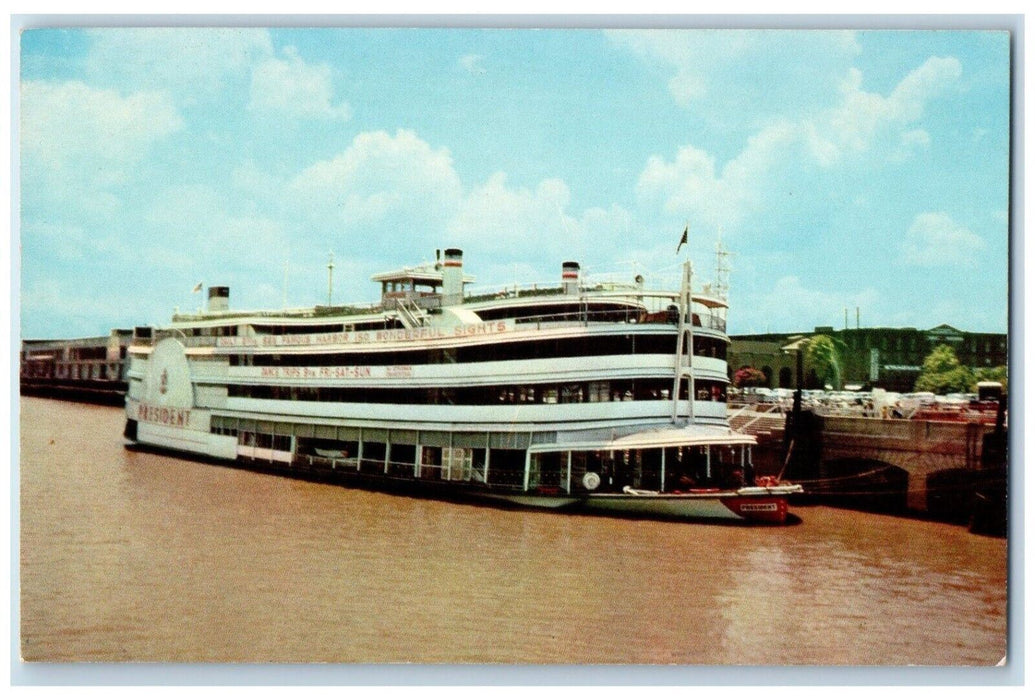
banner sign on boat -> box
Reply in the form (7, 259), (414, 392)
(252, 365), (414, 379)
(214, 320), (512, 348)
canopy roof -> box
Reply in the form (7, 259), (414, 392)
(370, 264), (475, 286)
(530, 424), (756, 453)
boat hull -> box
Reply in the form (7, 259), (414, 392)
(581, 489), (795, 523)
(453, 488), (797, 523)
(125, 438), (800, 524)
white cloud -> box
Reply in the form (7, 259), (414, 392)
(459, 54), (487, 74)
(85, 28), (274, 98)
(635, 56), (963, 233)
(21, 80), (182, 182)
(608, 29), (861, 111)
(284, 129), (634, 274)
(20, 79), (183, 237)
(287, 129), (464, 238)
(637, 145), (730, 226)
(448, 173), (580, 254)
(635, 121), (798, 231)
(899, 212), (984, 267)
(889, 56), (963, 120)
(606, 29), (731, 107)
(249, 46), (351, 121)
(448, 184), (642, 286)
(805, 57), (961, 165)
(887, 128), (932, 162)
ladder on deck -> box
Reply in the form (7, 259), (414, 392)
(395, 297), (428, 328)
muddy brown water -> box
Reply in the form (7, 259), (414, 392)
(19, 398), (1007, 665)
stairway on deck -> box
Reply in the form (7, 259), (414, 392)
(728, 407), (787, 441)
(728, 406), (789, 477)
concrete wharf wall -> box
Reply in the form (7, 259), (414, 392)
(730, 406), (1000, 515)
(813, 415), (994, 512)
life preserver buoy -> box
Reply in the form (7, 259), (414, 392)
(583, 472), (601, 490)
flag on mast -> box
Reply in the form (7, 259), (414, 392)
(676, 225), (688, 253)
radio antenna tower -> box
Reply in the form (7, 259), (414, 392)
(714, 238), (733, 301)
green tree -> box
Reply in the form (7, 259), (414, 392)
(914, 344), (975, 394)
(973, 366), (1008, 394)
(804, 335), (843, 390)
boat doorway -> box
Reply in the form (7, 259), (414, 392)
(528, 452), (566, 493)
(487, 448), (526, 488)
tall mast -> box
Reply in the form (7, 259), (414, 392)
(670, 259), (696, 424)
(326, 253), (334, 306)
(672, 262), (686, 422)
(671, 225), (695, 424)
(686, 259), (695, 423)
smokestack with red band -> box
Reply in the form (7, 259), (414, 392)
(442, 248), (464, 305)
(208, 286), (229, 312)
(562, 261), (580, 295)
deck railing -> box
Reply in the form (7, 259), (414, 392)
(139, 307), (727, 348)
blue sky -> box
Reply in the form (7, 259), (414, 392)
(17, 27), (1011, 339)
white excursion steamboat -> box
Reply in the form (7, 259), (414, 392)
(123, 248), (802, 523)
